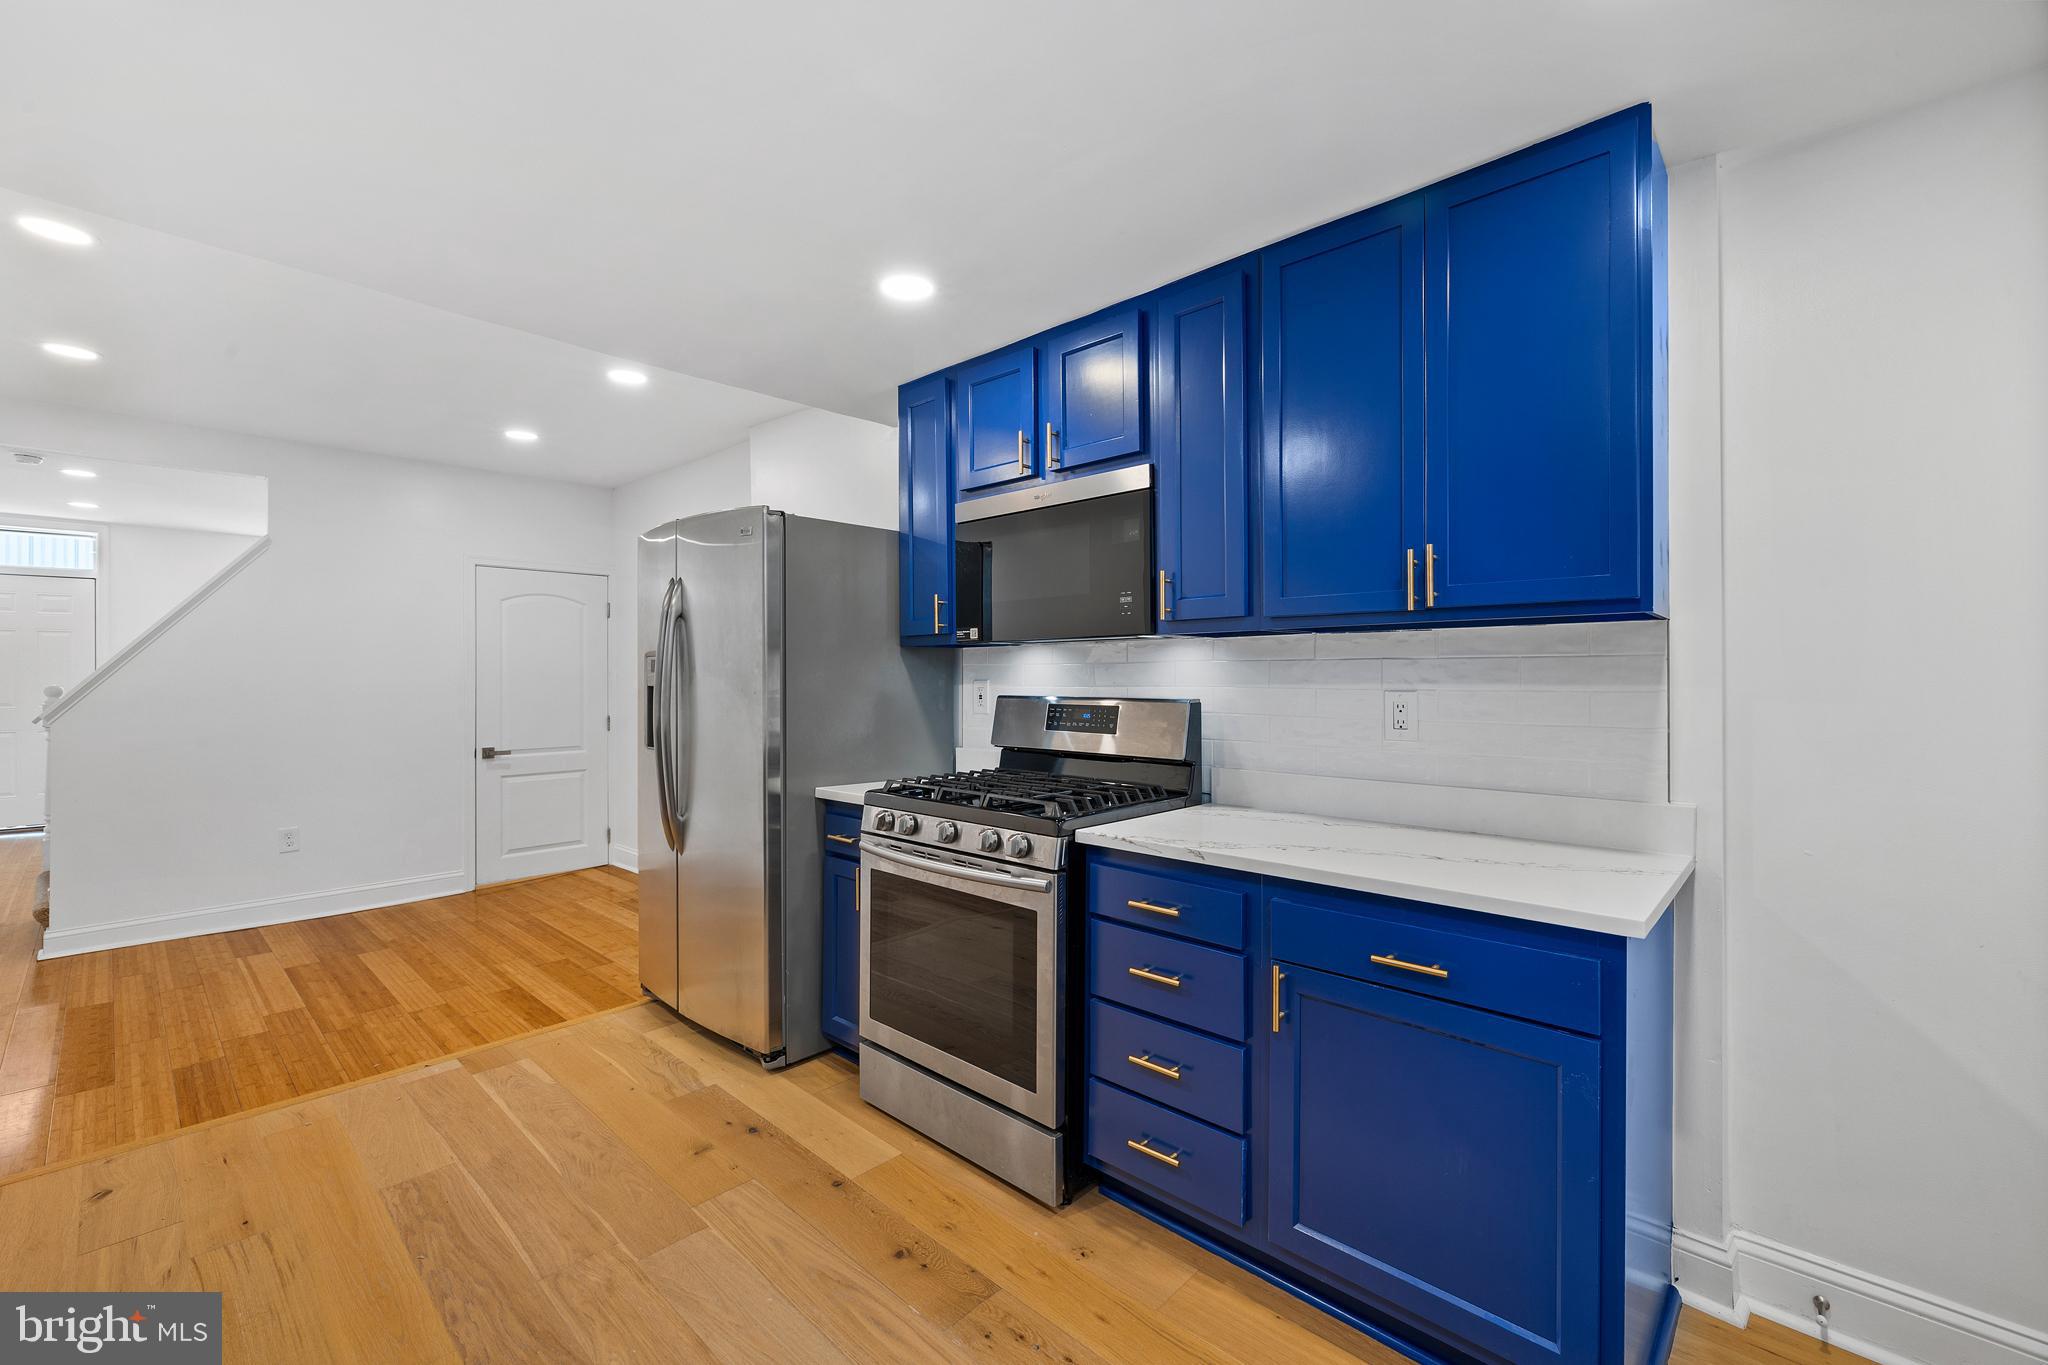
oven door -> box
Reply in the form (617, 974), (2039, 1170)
(859, 836), (1064, 1128)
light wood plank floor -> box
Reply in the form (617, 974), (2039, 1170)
(0, 835), (640, 1177)
(0, 997), (1867, 1364)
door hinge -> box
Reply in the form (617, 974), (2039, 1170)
(606, 826), (612, 842)
(606, 602), (612, 618)
(606, 715), (612, 731)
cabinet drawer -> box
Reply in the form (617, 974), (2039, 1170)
(1089, 919), (1247, 1040)
(1269, 889), (1601, 1035)
(822, 801), (863, 851)
(1088, 999), (1247, 1132)
(1088, 856), (1248, 950)
(1086, 1079), (1248, 1227)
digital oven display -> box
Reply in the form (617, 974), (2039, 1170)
(1045, 703), (1119, 734)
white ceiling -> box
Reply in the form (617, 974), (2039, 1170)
(0, 452), (268, 536)
(2, 1), (2043, 457)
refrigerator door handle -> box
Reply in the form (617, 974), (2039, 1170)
(653, 577), (681, 851)
(666, 587), (693, 847)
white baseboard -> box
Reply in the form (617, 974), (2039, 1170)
(609, 843), (638, 873)
(1675, 1227), (2048, 1365)
(38, 870), (471, 958)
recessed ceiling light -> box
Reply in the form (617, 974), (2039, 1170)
(15, 215), (94, 248)
(67, 501), (98, 510)
(503, 428), (539, 444)
(60, 468), (97, 479)
(607, 367), (649, 388)
(40, 341), (100, 363)
(878, 272), (936, 303)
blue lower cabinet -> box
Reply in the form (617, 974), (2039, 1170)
(820, 850), (860, 1052)
(1088, 918), (1248, 1038)
(1088, 999), (1247, 1132)
(1268, 964), (1602, 1365)
(1085, 1079), (1249, 1227)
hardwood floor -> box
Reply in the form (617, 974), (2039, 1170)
(0, 997), (1867, 1365)
(0, 835), (641, 1178)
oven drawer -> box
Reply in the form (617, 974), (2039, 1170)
(1088, 856), (1249, 951)
(1269, 889), (1603, 1035)
(1088, 999), (1247, 1132)
(1089, 919), (1247, 1040)
(1086, 1079), (1248, 1226)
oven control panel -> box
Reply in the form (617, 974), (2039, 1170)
(860, 806), (1065, 872)
(1045, 703), (1119, 734)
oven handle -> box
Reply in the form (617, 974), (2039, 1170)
(860, 838), (1053, 892)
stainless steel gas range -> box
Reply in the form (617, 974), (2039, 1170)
(857, 695), (1201, 1205)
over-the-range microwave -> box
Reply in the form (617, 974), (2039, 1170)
(952, 465), (1153, 644)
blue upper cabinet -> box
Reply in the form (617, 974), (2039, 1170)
(1267, 963), (1603, 1365)
(1042, 308), (1145, 474)
(955, 345), (1039, 492)
(1258, 196), (1425, 620)
(898, 375), (952, 642)
(1421, 106), (1660, 611)
(1154, 268), (1251, 626)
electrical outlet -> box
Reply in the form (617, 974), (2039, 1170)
(972, 680), (991, 715)
(1385, 691), (1419, 738)
(276, 826), (301, 854)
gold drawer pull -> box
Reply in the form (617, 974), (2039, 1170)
(1126, 898), (1181, 918)
(1127, 965), (1183, 988)
(1125, 1137), (1181, 1168)
(1126, 1053), (1182, 1081)
(1371, 953), (1448, 980)
(825, 834), (857, 845)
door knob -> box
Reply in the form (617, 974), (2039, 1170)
(479, 746), (513, 760)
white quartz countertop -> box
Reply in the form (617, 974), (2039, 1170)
(1075, 805), (1693, 938)
(816, 781), (883, 805)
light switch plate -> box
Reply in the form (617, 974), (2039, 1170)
(971, 680), (991, 714)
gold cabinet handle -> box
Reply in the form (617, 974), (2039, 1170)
(1046, 421), (1060, 470)
(1015, 428), (1030, 475)
(1158, 568), (1172, 620)
(932, 593), (945, 634)
(1126, 898), (1180, 918)
(1126, 1053), (1182, 1081)
(1405, 548), (1416, 611)
(1425, 543), (1437, 607)
(1371, 952), (1449, 980)
(825, 833), (857, 845)
(1125, 1137), (1182, 1168)
(1272, 965), (1285, 1033)
(1127, 965), (1182, 988)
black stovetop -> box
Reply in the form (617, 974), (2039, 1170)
(869, 766), (1193, 835)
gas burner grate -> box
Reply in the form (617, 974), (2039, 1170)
(877, 769), (1174, 822)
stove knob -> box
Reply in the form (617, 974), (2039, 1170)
(978, 830), (1003, 853)
(935, 820), (960, 844)
(1006, 834), (1033, 859)
(896, 814), (920, 836)
(872, 810), (896, 831)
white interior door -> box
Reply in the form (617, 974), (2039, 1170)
(0, 574), (99, 830)
(475, 566), (609, 885)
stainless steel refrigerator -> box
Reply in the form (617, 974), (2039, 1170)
(639, 506), (953, 1066)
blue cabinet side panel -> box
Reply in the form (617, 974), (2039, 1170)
(1620, 913), (1675, 1365)
(821, 853), (860, 1051)
(1154, 267), (1252, 624)
(1259, 196), (1425, 619)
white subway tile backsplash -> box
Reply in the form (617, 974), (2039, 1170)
(957, 619), (1669, 806)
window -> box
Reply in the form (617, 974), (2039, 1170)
(0, 528), (97, 573)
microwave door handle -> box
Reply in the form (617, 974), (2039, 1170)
(859, 838), (1052, 892)
(652, 578), (679, 851)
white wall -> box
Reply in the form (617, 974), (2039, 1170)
(1703, 69), (2048, 1362)
(104, 523), (260, 653)
(17, 397), (613, 951)
(604, 406), (898, 869)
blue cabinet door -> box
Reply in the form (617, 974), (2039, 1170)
(956, 345), (1038, 492)
(821, 852), (860, 1051)
(899, 376), (953, 641)
(1422, 106), (1650, 609)
(1154, 268), (1251, 625)
(1043, 308), (1144, 473)
(1267, 964), (1601, 1365)
(1258, 196), (1425, 619)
